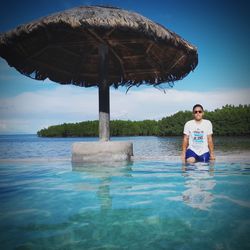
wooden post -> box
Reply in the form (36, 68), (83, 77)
(99, 43), (110, 141)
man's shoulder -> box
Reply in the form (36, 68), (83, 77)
(183, 120), (193, 134)
(202, 119), (213, 129)
(202, 119), (212, 125)
(185, 120), (195, 125)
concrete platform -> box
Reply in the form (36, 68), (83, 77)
(72, 141), (133, 163)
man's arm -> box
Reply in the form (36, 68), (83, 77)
(181, 134), (189, 162)
(207, 134), (215, 160)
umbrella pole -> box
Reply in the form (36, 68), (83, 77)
(99, 43), (110, 141)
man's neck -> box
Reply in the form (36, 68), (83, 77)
(194, 118), (203, 123)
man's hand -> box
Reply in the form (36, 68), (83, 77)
(181, 135), (189, 163)
(181, 152), (186, 163)
(210, 153), (216, 161)
(207, 134), (215, 161)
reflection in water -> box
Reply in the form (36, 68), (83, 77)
(182, 163), (216, 211)
(72, 161), (133, 211)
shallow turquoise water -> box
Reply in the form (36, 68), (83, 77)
(0, 135), (250, 249)
(0, 160), (250, 250)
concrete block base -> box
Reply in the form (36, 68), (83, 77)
(72, 141), (133, 163)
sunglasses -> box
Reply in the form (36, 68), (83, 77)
(194, 110), (203, 114)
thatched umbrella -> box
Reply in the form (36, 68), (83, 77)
(0, 6), (198, 141)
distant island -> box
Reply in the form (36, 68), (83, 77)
(37, 105), (250, 137)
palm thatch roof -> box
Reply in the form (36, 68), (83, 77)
(0, 5), (198, 88)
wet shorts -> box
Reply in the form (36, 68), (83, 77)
(185, 149), (210, 163)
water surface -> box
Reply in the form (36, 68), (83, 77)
(0, 134), (250, 161)
(0, 135), (250, 249)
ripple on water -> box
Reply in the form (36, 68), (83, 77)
(0, 160), (250, 249)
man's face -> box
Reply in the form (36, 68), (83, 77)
(193, 107), (204, 121)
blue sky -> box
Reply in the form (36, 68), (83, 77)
(0, 0), (249, 133)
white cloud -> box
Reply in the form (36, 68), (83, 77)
(112, 87), (250, 120)
(0, 86), (250, 134)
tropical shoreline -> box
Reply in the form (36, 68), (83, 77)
(37, 105), (250, 137)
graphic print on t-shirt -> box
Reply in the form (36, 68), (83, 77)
(193, 129), (204, 144)
(184, 119), (212, 155)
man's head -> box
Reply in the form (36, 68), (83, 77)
(192, 104), (204, 121)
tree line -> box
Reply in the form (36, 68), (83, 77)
(37, 104), (250, 137)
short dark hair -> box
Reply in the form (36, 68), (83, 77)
(192, 104), (204, 112)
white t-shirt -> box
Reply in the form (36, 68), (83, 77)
(183, 119), (213, 155)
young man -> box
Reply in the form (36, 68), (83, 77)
(181, 104), (215, 163)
